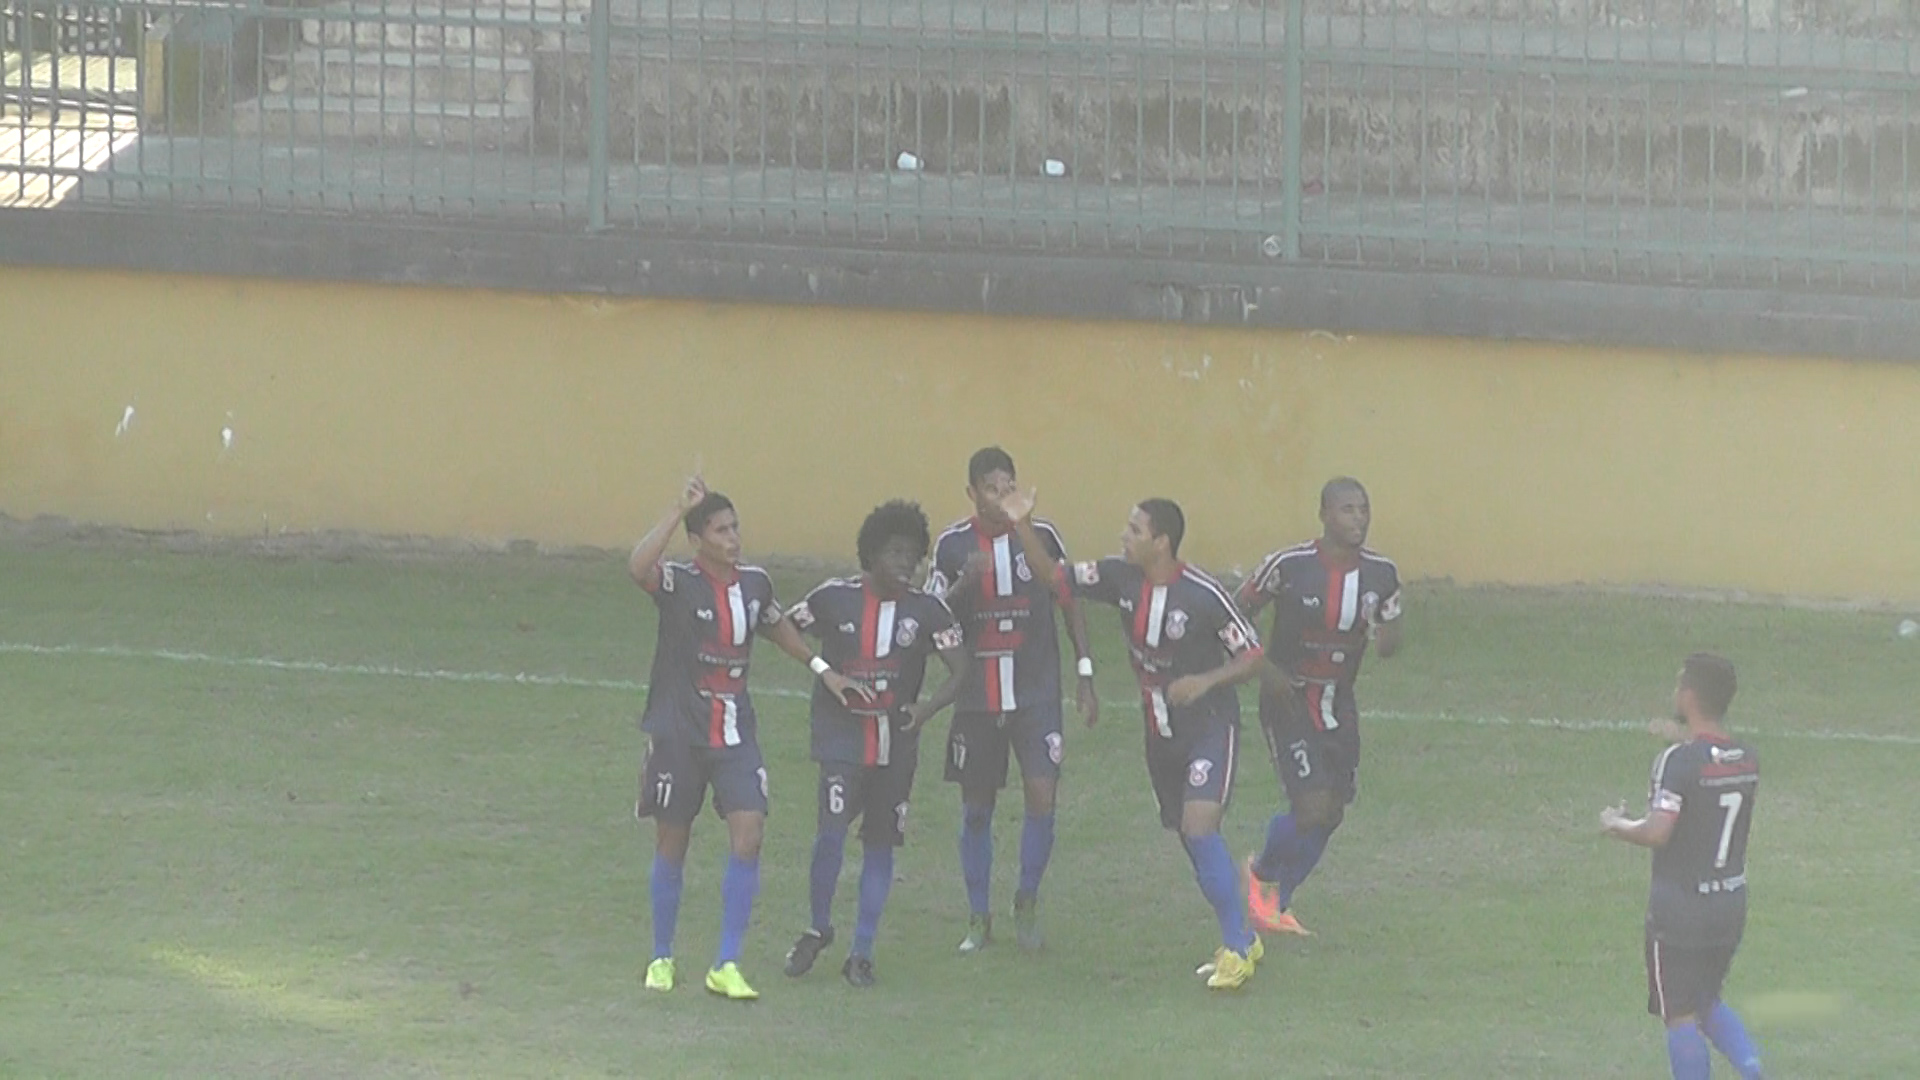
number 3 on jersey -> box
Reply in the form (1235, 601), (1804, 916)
(1714, 790), (1745, 869)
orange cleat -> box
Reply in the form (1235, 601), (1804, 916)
(1244, 856), (1315, 936)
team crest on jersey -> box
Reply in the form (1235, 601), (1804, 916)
(1188, 759), (1213, 788)
(1015, 554), (1032, 582)
(1165, 609), (1189, 640)
(896, 617), (920, 648)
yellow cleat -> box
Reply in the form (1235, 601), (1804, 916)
(704, 962), (761, 1001)
(644, 957), (676, 992)
(1205, 946), (1256, 990)
(1248, 935), (1265, 966)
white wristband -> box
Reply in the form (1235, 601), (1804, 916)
(1077, 657), (1095, 678)
(809, 656), (832, 676)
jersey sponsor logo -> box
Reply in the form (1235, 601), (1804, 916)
(1652, 789), (1684, 813)
(933, 624), (966, 651)
(1165, 608), (1189, 640)
(1188, 759), (1213, 788)
(1301, 595), (1321, 608)
(1073, 561), (1101, 586)
(896, 617), (920, 648)
(1118, 598), (1135, 612)
(839, 622), (857, 634)
(695, 608), (715, 621)
(1709, 745), (1747, 764)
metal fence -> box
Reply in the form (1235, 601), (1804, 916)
(6, 0), (1919, 290)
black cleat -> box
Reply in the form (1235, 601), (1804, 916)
(841, 954), (876, 988)
(784, 927), (834, 978)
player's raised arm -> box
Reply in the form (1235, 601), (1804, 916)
(996, 488), (1063, 591)
(628, 474), (708, 590)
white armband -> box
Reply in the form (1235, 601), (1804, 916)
(809, 656), (832, 676)
(1077, 657), (1095, 678)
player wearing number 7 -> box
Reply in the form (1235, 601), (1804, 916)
(1601, 654), (1764, 1080)
(782, 500), (971, 987)
(629, 474), (870, 1001)
(1003, 490), (1270, 990)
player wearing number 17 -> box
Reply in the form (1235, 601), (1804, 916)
(1601, 653), (1764, 1080)
(1003, 491), (1270, 990)
(628, 475), (870, 1001)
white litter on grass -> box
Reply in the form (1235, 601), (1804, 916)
(115, 405), (135, 438)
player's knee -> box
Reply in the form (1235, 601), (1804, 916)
(1297, 793), (1341, 832)
(1022, 778), (1056, 817)
(1178, 802), (1224, 839)
(727, 813), (765, 860)
(962, 799), (995, 829)
(654, 823), (692, 864)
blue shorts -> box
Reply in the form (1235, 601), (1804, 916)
(944, 704), (1065, 794)
(1144, 723), (1240, 831)
(818, 749), (921, 848)
(636, 736), (768, 826)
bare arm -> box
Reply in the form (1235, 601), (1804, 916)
(1601, 806), (1678, 848)
(628, 475), (706, 589)
(1062, 593), (1100, 727)
(905, 644), (972, 732)
(995, 489), (1062, 594)
(1166, 646), (1269, 707)
(764, 612), (874, 705)
(1371, 616), (1404, 659)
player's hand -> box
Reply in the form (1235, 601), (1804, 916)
(1599, 804), (1630, 834)
(676, 473), (708, 512)
(900, 703), (936, 734)
(957, 550), (992, 586)
(821, 670), (875, 706)
(997, 487), (1037, 524)
(1075, 675), (1100, 727)
(1647, 717), (1686, 743)
(1165, 674), (1209, 708)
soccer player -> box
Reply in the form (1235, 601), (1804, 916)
(1003, 491), (1269, 990)
(629, 474), (867, 1001)
(926, 447), (1098, 953)
(1601, 654), (1765, 1080)
(1237, 477), (1402, 937)
(782, 500), (971, 987)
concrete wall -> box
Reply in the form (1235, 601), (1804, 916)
(3, 264), (1916, 602)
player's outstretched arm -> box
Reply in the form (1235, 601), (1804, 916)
(905, 642), (973, 733)
(763, 614), (874, 705)
(628, 474), (707, 590)
(996, 488), (1063, 592)
(1599, 803), (1677, 848)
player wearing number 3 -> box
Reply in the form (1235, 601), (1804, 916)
(629, 474), (869, 1001)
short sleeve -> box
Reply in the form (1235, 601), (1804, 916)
(1649, 745), (1688, 815)
(1065, 557), (1125, 606)
(1206, 588), (1262, 658)
(927, 596), (965, 652)
(786, 584), (825, 634)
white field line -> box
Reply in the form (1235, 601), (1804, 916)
(4, 640), (1917, 748)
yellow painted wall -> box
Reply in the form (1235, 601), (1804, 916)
(3, 266), (1917, 602)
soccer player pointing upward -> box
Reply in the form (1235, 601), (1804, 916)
(628, 474), (867, 1001)
(1003, 491), (1270, 990)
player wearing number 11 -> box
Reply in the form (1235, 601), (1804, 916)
(629, 474), (869, 1002)
(1601, 653), (1765, 1080)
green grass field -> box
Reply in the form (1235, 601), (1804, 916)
(1, 536), (1915, 1079)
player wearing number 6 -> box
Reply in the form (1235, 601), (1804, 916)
(629, 475), (869, 1001)
(1003, 491), (1269, 990)
(782, 500), (971, 987)
(1601, 654), (1765, 1080)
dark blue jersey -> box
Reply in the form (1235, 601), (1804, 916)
(1065, 558), (1261, 742)
(926, 516), (1072, 714)
(637, 561), (783, 748)
(787, 578), (964, 766)
(1240, 540), (1401, 730)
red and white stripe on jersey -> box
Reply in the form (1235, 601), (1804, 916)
(705, 572), (751, 747)
(859, 587), (898, 767)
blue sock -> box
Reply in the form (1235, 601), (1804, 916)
(809, 830), (846, 934)
(1253, 811), (1300, 882)
(650, 852), (684, 959)
(960, 803), (994, 916)
(1666, 1024), (1712, 1080)
(1183, 832), (1255, 953)
(716, 854), (758, 965)
(852, 841), (895, 958)
(1277, 824), (1335, 911)
(1017, 812), (1055, 898)
(1703, 1001), (1763, 1079)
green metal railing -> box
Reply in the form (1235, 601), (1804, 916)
(6, 0), (1919, 291)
